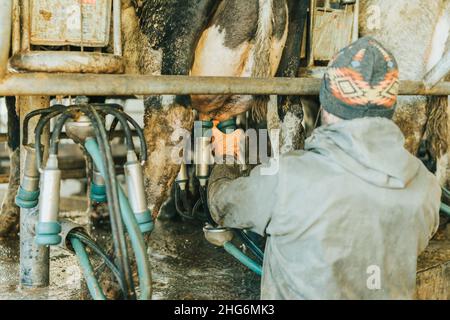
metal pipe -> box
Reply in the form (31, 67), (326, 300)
(19, 96), (51, 288)
(0, 73), (449, 96)
(307, 0), (316, 67)
(21, 0), (30, 51)
(9, 51), (125, 74)
(424, 50), (450, 90)
(12, 0), (20, 55)
(352, 0), (359, 43)
(0, 0), (13, 79)
(113, 0), (122, 56)
(19, 207), (50, 288)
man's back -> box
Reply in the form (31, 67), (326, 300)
(208, 37), (441, 300)
(209, 117), (440, 299)
(262, 117), (440, 299)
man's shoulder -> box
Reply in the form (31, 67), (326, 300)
(278, 149), (331, 174)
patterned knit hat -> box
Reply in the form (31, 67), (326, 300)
(319, 36), (399, 120)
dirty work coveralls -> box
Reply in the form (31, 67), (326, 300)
(207, 117), (441, 299)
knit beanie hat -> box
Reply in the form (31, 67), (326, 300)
(319, 36), (399, 120)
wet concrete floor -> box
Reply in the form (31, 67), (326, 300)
(0, 202), (260, 300)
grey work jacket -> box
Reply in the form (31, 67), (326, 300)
(208, 117), (440, 300)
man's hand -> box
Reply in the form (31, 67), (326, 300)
(211, 122), (245, 163)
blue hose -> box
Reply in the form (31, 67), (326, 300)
(440, 202), (450, 217)
(85, 138), (152, 300)
(70, 237), (106, 300)
(223, 242), (262, 276)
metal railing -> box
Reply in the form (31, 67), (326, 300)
(0, 73), (449, 96)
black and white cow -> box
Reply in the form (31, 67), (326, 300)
(127, 0), (309, 217)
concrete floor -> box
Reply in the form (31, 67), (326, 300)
(0, 197), (260, 300)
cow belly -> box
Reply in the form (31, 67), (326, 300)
(191, 0), (288, 120)
(191, 24), (253, 117)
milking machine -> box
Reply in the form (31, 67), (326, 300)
(15, 99), (153, 300)
(174, 117), (264, 275)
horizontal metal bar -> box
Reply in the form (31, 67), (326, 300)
(9, 51), (124, 74)
(0, 73), (449, 96)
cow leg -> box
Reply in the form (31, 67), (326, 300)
(143, 100), (194, 218)
(392, 95), (449, 189)
(137, 0), (216, 218)
(267, 0), (309, 153)
(0, 97), (20, 238)
(392, 97), (429, 156)
(424, 96), (449, 187)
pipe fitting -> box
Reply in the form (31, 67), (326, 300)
(203, 225), (234, 247)
(124, 151), (153, 234)
(16, 145), (40, 208)
(217, 118), (237, 134)
(65, 115), (96, 144)
(36, 154), (62, 246)
(90, 165), (107, 203)
(57, 220), (87, 252)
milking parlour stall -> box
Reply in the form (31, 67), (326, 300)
(0, 0), (448, 311)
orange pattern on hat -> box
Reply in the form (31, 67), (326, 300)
(327, 67), (399, 108)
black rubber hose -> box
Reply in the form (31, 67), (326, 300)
(22, 104), (66, 146)
(91, 103), (123, 111)
(35, 104), (130, 297)
(192, 198), (203, 220)
(49, 112), (73, 156)
(110, 111), (147, 162)
(64, 105), (129, 294)
(235, 229), (264, 263)
(85, 108), (134, 298)
(199, 185), (216, 226)
(82, 105), (136, 299)
(108, 117), (120, 141)
(95, 107), (135, 152)
(34, 103), (138, 299)
(96, 105), (147, 162)
(174, 184), (194, 220)
(69, 230), (127, 298)
(34, 109), (68, 170)
(34, 105), (83, 170)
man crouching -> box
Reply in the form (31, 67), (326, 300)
(207, 37), (441, 299)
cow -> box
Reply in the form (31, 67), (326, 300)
(123, 0), (308, 218)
